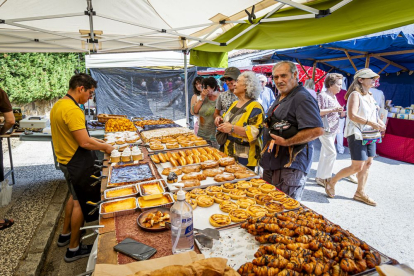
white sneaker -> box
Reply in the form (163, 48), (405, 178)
(346, 174), (358, 184)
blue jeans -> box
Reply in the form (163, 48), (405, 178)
(262, 168), (307, 201)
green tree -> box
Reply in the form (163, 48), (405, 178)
(0, 53), (85, 104)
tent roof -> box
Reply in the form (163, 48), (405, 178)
(270, 26), (414, 75)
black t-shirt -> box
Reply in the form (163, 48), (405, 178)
(260, 84), (322, 173)
(0, 88), (12, 113)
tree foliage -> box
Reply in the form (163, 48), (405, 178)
(0, 53), (85, 104)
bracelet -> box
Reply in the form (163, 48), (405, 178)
(231, 125), (234, 134)
(365, 119), (369, 125)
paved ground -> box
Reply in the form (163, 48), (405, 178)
(0, 139), (413, 275)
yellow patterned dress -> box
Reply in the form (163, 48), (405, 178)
(222, 100), (264, 167)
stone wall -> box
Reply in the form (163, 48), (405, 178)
(13, 99), (58, 118)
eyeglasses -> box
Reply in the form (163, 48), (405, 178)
(223, 77), (233, 82)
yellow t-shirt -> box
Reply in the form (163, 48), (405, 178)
(50, 98), (86, 165)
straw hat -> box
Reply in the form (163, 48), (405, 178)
(354, 68), (379, 80)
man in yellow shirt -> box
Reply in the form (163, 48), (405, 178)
(51, 73), (114, 262)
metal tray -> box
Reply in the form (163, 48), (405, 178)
(137, 179), (165, 196)
(137, 192), (175, 211)
(107, 161), (158, 188)
(99, 197), (138, 219)
(103, 184), (139, 200)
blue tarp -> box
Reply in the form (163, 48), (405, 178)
(271, 28), (414, 106)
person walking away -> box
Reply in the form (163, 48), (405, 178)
(215, 71), (264, 171)
(51, 73), (114, 262)
(190, 77), (203, 135)
(193, 77), (219, 148)
(257, 75), (276, 114)
(315, 74), (345, 187)
(260, 61), (323, 200)
(325, 68), (386, 206)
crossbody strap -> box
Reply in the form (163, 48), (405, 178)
(228, 99), (254, 124)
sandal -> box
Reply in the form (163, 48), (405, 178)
(325, 180), (335, 198)
(354, 194), (377, 206)
(0, 218), (14, 230)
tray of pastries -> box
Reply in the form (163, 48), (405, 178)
(107, 162), (157, 188)
(137, 180), (165, 196)
(236, 207), (392, 276)
(146, 134), (208, 152)
(104, 184), (139, 200)
(137, 192), (175, 210)
(140, 127), (194, 144)
(160, 158), (259, 192)
(189, 179), (299, 230)
(132, 117), (174, 128)
(100, 197), (138, 219)
(105, 118), (137, 132)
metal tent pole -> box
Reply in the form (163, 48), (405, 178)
(184, 50), (189, 128)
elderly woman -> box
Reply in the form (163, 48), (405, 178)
(325, 68), (386, 206)
(215, 71), (264, 170)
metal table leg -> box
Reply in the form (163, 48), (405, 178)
(0, 137), (16, 185)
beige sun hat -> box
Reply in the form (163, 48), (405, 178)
(354, 68), (380, 79)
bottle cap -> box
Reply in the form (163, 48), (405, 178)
(171, 184), (186, 201)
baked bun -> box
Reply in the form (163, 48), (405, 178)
(282, 198), (300, 210)
(157, 153), (167, 163)
(225, 164), (247, 173)
(221, 182), (237, 193)
(265, 202), (284, 213)
(180, 179), (200, 188)
(180, 141), (195, 147)
(169, 157), (179, 167)
(246, 187), (262, 198)
(228, 189), (247, 200)
(166, 142), (179, 149)
(214, 172), (235, 182)
(205, 185), (222, 195)
(218, 157), (236, 167)
(209, 214), (231, 227)
(234, 171), (256, 179)
(150, 155), (160, 164)
(219, 200), (239, 213)
(162, 167), (183, 176)
(181, 172), (207, 181)
(213, 192), (230, 204)
(186, 198), (197, 210)
(254, 194), (273, 205)
(249, 178), (268, 187)
(268, 191), (287, 202)
(150, 143), (164, 151)
(229, 209), (250, 222)
(200, 160), (219, 169)
(182, 165), (201, 174)
(203, 168), (224, 177)
(237, 181), (252, 190)
(195, 140), (208, 146)
(196, 195), (214, 207)
(236, 198), (256, 209)
(189, 188), (206, 198)
(247, 205), (268, 218)
(260, 183), (276, 194)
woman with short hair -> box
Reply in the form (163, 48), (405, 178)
(215, 71), (264, 170)
(325, 68), (386, 206)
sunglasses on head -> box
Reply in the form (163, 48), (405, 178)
(223, 77), (233, 82)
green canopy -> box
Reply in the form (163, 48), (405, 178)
(190, 0), (414, 67)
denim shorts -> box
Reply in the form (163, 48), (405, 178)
(263, 168), (307, 201)
(347, 134), (376, 161)
(59, 163), (78, 200)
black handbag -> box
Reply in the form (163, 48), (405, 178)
(216, 100), (254, 145)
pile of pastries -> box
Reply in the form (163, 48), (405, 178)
(105, 118), (136, 132)
(237, 208), (382, 276)
(134, 118), (174, 128)
(142, 210), (170, 228)
(151, 147), (226, 166)
(104, 131), (140, 145)
(140, 127), (194, 143)
(148, 134), (207, 151)
(110, 146), (143, 163)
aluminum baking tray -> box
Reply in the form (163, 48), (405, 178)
(137, 179), (165, 196)
(137, 192), (175, 211)
(107, 161), (159, 188)
(99, 197), (138, 219)
(103, 184), (139, 200)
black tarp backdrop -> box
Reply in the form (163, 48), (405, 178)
(90, 67), (197, 120)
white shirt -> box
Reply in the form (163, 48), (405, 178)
(370, 88), (385, 109)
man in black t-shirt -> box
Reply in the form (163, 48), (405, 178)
(260, 62), (323, 200)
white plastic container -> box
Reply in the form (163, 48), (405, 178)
(170, 184), (194, 254)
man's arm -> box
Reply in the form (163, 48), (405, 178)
(214, 108), (222, 119)
(72, 128), (114, 154)
(270, 127), (323, 147)
(0, 111), (15, 135)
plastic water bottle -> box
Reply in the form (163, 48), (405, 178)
(170, 184), (194, 254)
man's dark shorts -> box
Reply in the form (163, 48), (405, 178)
(263, 168), (307, 201)
(59, 163), (78, 200)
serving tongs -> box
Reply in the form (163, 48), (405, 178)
(89, 175), (107, 187)
(86, 200), (105, 216)
(164, 222), (220, 249)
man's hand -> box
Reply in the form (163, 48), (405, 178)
(333, 106), (343, 112)
(217, 122), (232, 134)
(105, 144), (115, 154)
(214, 116), (223, 127)
(270, 133), (288, 146)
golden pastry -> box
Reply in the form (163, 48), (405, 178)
(177, 157), (187, 166)
(181, 165), (201, 174)
(185, 155), (194, 165)
(198, 148), (208, 156)
(192, 155), (201, 164)
(150, 143), (164, 151)
(218, 157), (236, 167)
(181, 172), (207, 181)
(169, 157), (179, 167)
(269, 190), (287, 202)
(213, 192), (230, 204)
(209, 214), (231, 227)
(228, 189), (247, 200)
(265, 201), (284, 213)
(180, 179), (200, 188)
(205, 185), (222, 195)
(246, 187), (262, 198)
(186, 198), (197, 210)
(249, 178), (268, 187)
(237, 181), (252, 190)
(221, 182), (237, 193)
(150, 154), (160, 164)
(282, 198), (301, 210)
(161, 167), (183, 176)
(189, 188), (206, 198)
(200, 160), (219, 169)
(191, 148), (201, 156)
(219, 200), (239, 213)
(157, 152), (167, 163)
(196, 194), (214, 207)
(173, 191), (191, 201)
(166, 142), (179, 149)
(195, 140), (208, 146)
(260, 183), (277, 194)
(180, 141), (195, 147)
(203, 168), (224, 177)
(234, 171), (256, 179)
(254, 194), (273, 205)
(229, 209), (250, 222)
(247, 205), (268, 218)
(214, 172), (235, 182)
(236, 198), (256, 209)
(225, 164), (247, 173)
(178, 150), (186, 158)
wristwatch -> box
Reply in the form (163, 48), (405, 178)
(230, 125), (234, 134)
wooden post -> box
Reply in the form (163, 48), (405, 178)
(312, 62), (317, 81)
(365, 55), (370, 68)
(378, 63), (390, 75)
(295, 58), (311, 79)
(315, 67), (334, 84)
(344, 50), (357, 72)
(374, 56), (408, 71)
